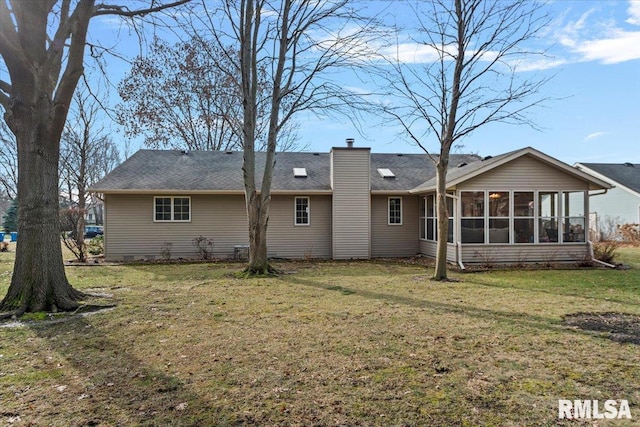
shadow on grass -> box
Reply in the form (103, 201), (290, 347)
(277, 275), (613, 341)
(28, 316), (221, 426)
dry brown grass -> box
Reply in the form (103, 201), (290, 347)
(1, 248), (640, 426)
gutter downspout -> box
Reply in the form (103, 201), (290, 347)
(456, 241), (465, 270)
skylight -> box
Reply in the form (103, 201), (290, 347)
(377, 168), (395, 179)
(293, 167), (307, 178)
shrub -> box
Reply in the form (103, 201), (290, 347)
(592, 241), (620, 264)
(192, 235), (214, 260)
(88, 235), (104, 256)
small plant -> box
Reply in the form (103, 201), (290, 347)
(192, 235), (214, 260)
(88, 235), (104, 256)
(160, 241), (172, 260)
(592, 241), (620, 264)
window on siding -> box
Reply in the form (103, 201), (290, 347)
(538, 192), (559, 243)
(295, 197), (310, 225)
(154, 196), (191, 222)
(388, 197), (402, 225)
(562, 191), (586, 242)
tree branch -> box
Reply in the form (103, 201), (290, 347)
(92, 0), (191, 17)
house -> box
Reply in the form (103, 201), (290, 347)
(574, 162), (640, 236)
(90, 143), (611, 265)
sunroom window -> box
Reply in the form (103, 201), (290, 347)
(514, 192), (534, 243)
(488, 192), (509, 243)
(539, 192), (559, 243)
(461, 191), (484, 243)
(562, 191), (586, 242)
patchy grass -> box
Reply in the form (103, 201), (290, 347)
(0, 248), (639, 425)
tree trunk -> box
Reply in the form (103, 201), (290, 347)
(244, 191), (274, 275)
(433, 159), (450, 281)
(0, 98), (84, 314)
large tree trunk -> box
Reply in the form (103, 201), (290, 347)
(433, 159), (450, 281)
(0, 102), (85, 314)
(245, 191), (273, 275)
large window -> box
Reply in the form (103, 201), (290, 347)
(154, 196), (191, 222)
(489, 192), (510, 243)
(562, 191), (585, 242)
(539, 192), (559, 243)
(295, 196), (310, 225)
(388, 197), (402, 225)
(514, 192), (534, 243)
(461, 191), (484, 243)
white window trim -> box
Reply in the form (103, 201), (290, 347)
(294, 196), (310, 226)
(388, 196), (403, 225)
(153, 196), (191, 223)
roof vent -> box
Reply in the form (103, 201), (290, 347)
(624, 162), (634, 167)
(225, 151), (233, 154)
(377, 168), (395, 179)
(313, 153), (320, 156)
(346, 138), (355, 148)
(397, 153), (404, 157)
(293, 167), (307, 178)
(457, 162), (468, 168)
(181, 149), (189, 155)
(482, 155), (493, 161)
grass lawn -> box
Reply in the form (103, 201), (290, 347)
(1, 247), (639, 426)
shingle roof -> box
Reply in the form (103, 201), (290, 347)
(90, 149), (481, 193)
(578, 163), (640, 195)
(370, 153), (480, 191)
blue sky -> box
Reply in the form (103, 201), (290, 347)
(89, 0), (640, 165)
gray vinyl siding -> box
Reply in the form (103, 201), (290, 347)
(267, 195), (332, 259)
(461, 244), (589, 264)
(371, 195), (419, 257)
(104, 194), (248, 261)
(462, 155), (585, 190)
(331, 148), (371, 259)
(589, 186), (640, 227)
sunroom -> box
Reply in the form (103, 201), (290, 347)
(411, 147), (612, 265)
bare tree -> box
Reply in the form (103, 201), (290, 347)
(60, 84), (120, 262)
(379, 0), (551, 280)
(207, 0), (380, 274)
(0, 0), (189, 317)
(117, 36), (244, 151)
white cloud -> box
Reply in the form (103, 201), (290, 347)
(556, 1), (640, 64)
(574, 29), (640, 63)
(584, 131), (607, 141)
(626, 0), (640, 25)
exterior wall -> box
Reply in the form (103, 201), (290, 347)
(331, 148), (371, 259)
(104, 194), (333, 261)
(104, 194), (249, 261)
(589, 186), (640, 229)
(461, 244), (589, 264)
(371, 195), (420, 257)
(463, 155), (585, 190)
(267, 195), (332, 259)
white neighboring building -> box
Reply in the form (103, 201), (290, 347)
(574, 162), (640, 237)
